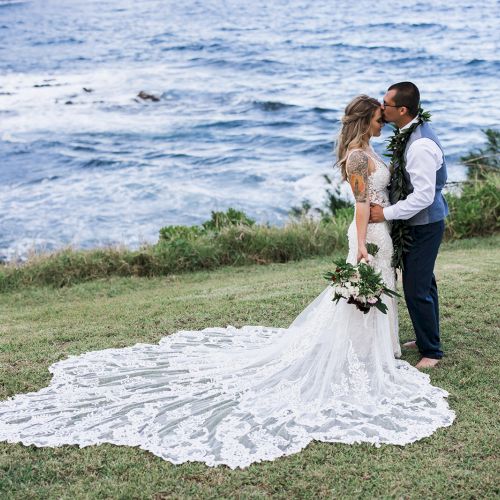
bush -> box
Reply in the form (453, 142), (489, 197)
(445, 172), (499, 239)
(158, 225), (206, 242)
(445, 128), (499, 239)
(159, 209), (255, 243)
(201, 208), (255, 231)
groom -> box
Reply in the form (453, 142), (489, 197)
(370, 82), (448, 369)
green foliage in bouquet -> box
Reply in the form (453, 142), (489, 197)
(366, 242), (379, 257)
(324, 244), (400, 315)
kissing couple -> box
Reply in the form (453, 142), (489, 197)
(348, 81), (449, 369)
(0, 82), (455, 469)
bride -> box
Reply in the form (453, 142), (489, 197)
(0, 96), (455, 469)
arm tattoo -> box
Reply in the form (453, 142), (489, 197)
(347, 150), (369, 202)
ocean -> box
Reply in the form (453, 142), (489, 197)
(1, 0), (498, 260)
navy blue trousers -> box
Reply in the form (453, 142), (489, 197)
(402, 219), (445, 359)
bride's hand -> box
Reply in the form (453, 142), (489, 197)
(357, 246), (369, 263)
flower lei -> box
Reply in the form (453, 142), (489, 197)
(385, 108), (431, 271)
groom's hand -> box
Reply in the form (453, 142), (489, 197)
(369, 204), (386, 222)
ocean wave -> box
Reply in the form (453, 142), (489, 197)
(364, 21), (445, 30)
(324, 42), (410, 53)
(466, 58), (497, 66)
(80, 158), (120, 169)
(0, 1), (25, 8)
(310, 106), (336, 114)
(193, 119), (252, 129)
(24, 175), (61, 186)
(161, 42), (226, 52)
(31, 37), (84, 46)
(389, 55), (442, 65)
(252, 100), (296, 112)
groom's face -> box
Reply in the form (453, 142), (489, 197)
(381, 90), (401, 124)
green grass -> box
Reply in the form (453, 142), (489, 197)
(0, 236), (499, 499)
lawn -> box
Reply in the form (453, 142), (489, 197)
(0, 236), (498, 499)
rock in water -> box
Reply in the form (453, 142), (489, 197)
(137, 91), (160, 102)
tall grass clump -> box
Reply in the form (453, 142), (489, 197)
(445, 172), (499, 239)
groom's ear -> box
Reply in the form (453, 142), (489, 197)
(399, 106), (409, 117)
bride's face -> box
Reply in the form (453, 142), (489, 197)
(369, 108), (384, 138)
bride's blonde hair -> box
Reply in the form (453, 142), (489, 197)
(336, 95), (381, 180)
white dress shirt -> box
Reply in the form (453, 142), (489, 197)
(383, 117), (444, 221)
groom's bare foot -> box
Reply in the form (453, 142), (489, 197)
(416, 357), (440, 369)
(403, 340), (418, 350)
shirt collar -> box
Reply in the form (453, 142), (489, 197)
(400, 116), (419, 131)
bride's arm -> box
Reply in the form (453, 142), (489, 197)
(346, 150), (370, 262)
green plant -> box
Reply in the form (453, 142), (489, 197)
(159, 225), (205, 242)
(445, 172), (499, 239)
(461, 128), (499, 180)
(202, 208), (255, 231)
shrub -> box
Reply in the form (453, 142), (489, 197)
(445, 172), (499, 239)
(159, 225), (206, 242)
(159, 209), (255, 243)
(445, 128), (499, 239)
(201, 208), (255, 231)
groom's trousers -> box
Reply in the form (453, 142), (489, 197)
(402, 219), (445, 359)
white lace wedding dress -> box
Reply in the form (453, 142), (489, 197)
(0, 152), (455, 469)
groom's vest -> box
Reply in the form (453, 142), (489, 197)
(390, 122), (449, 226)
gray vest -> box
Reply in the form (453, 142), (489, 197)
(390, 121), (449, 226)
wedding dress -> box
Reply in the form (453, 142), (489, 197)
(0, 151), (455, 469)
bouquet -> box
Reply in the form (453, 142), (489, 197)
(323, 243), (400, 314)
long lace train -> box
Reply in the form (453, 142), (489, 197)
(0, 285), (455, 469)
